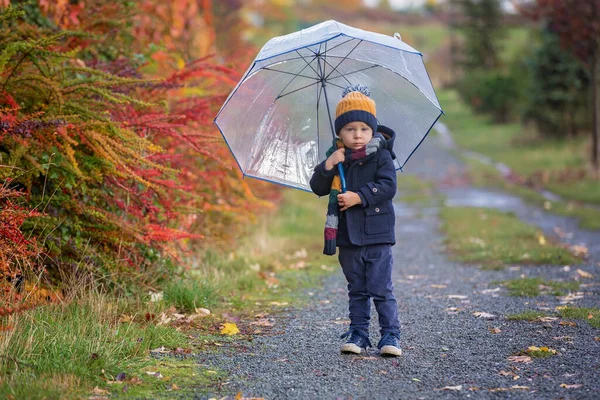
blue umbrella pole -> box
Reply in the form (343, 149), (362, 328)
(321, 83), (346, 193)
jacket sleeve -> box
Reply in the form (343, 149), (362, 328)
(356, 150), (397, 207)
(310, 159), (337, 196)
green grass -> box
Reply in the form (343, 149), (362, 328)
(397, 173), (440, 205)
(181, 190), (337, 312)
(507, 310), (550, 321)
(440, 206), (582, 266)
(164, 280), (219, 313)
(502, 277), (580, 297)
(438, 89), (600, 207)
(0, 295), (188, 399)
(557, 306), (600, 329)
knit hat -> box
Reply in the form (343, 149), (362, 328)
(334, 84), (377, 135)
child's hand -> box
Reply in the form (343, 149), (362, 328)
(337, 191), (362, 211)
(325, 148), (345, 171)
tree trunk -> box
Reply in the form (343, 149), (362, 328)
(592, 50), (600, 172)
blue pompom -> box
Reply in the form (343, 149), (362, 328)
(341, 84), (370, 98)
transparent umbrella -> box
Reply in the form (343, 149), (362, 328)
(214, 20), (443, 191)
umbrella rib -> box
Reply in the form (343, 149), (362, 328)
(327, 65), (379, 81)
(325, 39), (363, 81)
(322, 57), (352, 86)
(273, 53), (318, 100)
(320, 37), (358, 56)
(262, 67), (319, 81)
(323, 81), (346, 90)
(276, 81), (320, 99)
(295, 50), (321, 78)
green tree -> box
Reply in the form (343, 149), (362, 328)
(523, 28), (590, 138)
(524, 0), (600, 170)
(452, 0), (504, 70)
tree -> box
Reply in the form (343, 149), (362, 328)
(520, 0), (600, 170)
(522, 27), (590, 138)
(452, 0), (504, 70)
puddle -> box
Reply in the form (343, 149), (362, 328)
(442, 187), (525, 211)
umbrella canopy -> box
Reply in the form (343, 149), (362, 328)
(214, 20), (443, 191)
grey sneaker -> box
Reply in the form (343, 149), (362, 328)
(340, 329), (372, 354)
(378, 332), (402, 357)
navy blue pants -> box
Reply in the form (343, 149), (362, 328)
(338, 244), (400, 336)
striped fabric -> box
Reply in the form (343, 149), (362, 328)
(323, 134), (384, 255)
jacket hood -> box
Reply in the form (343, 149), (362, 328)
(376, 125), (397, 160)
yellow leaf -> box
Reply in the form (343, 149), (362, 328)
(576, 269), (593, 279)
(538, 235), (546, 245)
(220, 322), (240, 336)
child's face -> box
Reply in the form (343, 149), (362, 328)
(339, 121), (373, 150)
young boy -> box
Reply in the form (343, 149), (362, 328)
(310, 84), (401, 357)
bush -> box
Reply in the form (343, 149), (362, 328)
(457, 69), (520, 123)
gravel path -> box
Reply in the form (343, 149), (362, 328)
(197, 133), (600, 400)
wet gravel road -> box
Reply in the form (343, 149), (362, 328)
(195, 132), (600, 400)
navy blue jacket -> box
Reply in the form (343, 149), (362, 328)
(310, 125), (397, 247)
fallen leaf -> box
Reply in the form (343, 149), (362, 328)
(511, 385), (530, 390)
(332, 319), (350, 325)
(499, 370), (520, 380)
(118, 314), (133, 323)
(553, 336), (574, 342)
(412, 378), (422, 382)
(249, 318), (274, 327)
(194, 308), (211, 317)
(430, 284), (447, 289)
(559, 321), (577, 327)
(379, 370), (388, 375)
(445, 307), (461, 314)
(570, 244), (588, 257)
(473, 311), (496, 319)
(558, 292), (584, 304)
(150, 346), (169, 353)
(481, 288), (501, 294)
(148, 291), (163, 302)
(489, 327), (502, 334)
(448, 295), (468, 299)
(527, 346), (557, 355)
(594, 337), (600, 342)
(576, 269), (593, 279)
(435, 385), (462, 391)
(220, 322), (240, 336)
(508, 355), (532, 364)
(171, 384), (179, 390)
(538, 317), (558, 323)
(157, 313), (172, 326)
(560, 383), (583, 389)
(538, 235), (546, 245)
(92, 387), (109, 395)
(269, 301), (288, 306)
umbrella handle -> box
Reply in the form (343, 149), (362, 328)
(337, 163), (346, 193)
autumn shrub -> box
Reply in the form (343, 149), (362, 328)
(0, 1), (274, 292)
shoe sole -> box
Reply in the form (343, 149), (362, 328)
(379, 345), (402, 357)
(340, 343), (363, 354)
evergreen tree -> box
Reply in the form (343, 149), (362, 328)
(452, 0), (504, 70)
(523, 28), (590, 138)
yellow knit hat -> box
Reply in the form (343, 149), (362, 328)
(334, 85), (377, 135)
